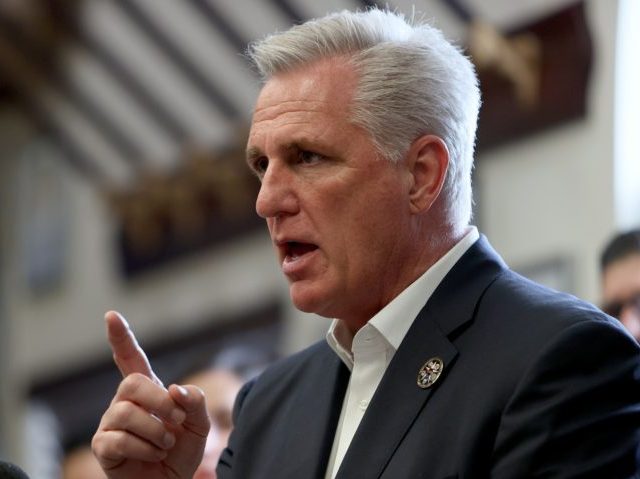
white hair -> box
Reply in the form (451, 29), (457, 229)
(247, 8), (481, 227)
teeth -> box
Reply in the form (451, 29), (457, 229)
(284, 242), (293, 262)
(283, 241), (315, 262)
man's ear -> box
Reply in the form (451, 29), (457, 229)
(406, 135), (449, 214)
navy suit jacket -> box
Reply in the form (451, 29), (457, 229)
(217, 237), (640, 478)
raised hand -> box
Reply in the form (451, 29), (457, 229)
(92, 311), (210, 478)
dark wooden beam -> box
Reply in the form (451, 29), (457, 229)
(269, 0), (305, 25)
(115, 0), (242, 120)
(48, 1), (190, 143)
(6, 94), (109, 185)
(473, 2), (593, 151)
(0, 27), (109, 184)
(356, 0), (386, 10)
(182, 0), (249, 55)
(0, 13), (146, 171)
(440, 0), (475, 23)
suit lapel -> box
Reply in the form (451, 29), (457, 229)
(336, 317), (457, 479)
(278, 343), (350, 479)
(336, 236), (506, 479)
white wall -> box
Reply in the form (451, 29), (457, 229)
(614, 0), (640, 230)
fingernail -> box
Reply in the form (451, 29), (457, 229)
(176, 385), (188, 397)
(163, 432), (175, 448)
(171, 408), (186, 425)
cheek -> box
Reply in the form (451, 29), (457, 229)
(311, 178), (404, 270)
(324, 223), (380, 286)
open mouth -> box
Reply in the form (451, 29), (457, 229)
(285, 241), (319, 261)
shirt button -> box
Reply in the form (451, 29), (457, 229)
(359, 400), (369, 411)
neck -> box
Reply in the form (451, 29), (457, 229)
(339, 223), (470, 335)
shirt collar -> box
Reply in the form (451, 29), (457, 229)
(327, 226), (479, 368)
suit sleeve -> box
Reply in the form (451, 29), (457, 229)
(491, 319), (640, 478)
(216, 377), (256, 479)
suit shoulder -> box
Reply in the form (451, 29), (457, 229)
(262, 340), (331, 375)
(487, 269), (618, 330)
(467, 269), (638, 374)
(245, 340), (335, 395)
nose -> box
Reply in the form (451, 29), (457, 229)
(255, 162), (298, 219)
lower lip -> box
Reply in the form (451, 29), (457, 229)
(282, 248), (319, 276)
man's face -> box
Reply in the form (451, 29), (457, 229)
(602, 253), (640, 341)
(247, 57), (417, 328)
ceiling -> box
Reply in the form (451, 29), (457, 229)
(0, 0), (577, 189)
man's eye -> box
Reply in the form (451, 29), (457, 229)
(299, 151), (323, 164)
(254, 157), (268, 174)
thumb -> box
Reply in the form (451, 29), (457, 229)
(169, 384), (211, 438)
(163, 384), (211, 477)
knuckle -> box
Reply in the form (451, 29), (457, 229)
(107, 430), (130, 457)
(92, 430), (123, 462)
(111, 401), (134, 425)
(118, 373), (145, 397)
(109, 432), (126, 457)
(91, 433), (105, 456)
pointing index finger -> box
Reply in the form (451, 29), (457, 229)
(105, 310), (163, 387)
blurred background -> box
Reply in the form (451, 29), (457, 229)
(0, 0), (638, 476)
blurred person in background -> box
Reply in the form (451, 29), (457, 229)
(180, 368), (242, 479)
(92, 8), (640, 479)
(62, 443), (106, 479)
(600, 228), (640, 341)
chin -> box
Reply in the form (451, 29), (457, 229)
(289, 282), (336, 318)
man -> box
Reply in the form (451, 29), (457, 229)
(92, 9), (640, 479)
(601, 228), (640, 341)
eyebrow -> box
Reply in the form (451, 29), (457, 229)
(245, 141), (315, 168)
(245, 146), (263, 165)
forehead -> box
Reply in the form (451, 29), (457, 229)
(250, 57), (358, 132)
(603, 253), (640, 300)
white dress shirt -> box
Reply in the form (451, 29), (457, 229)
(324, 227), (479, 479)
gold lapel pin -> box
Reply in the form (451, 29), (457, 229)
(417, 357), (444, 389)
